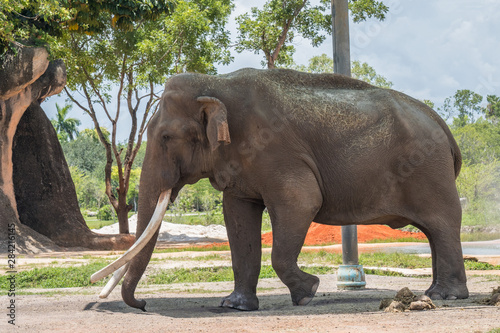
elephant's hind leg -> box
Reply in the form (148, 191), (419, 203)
(413, 204), (468, 300)
(266, 172), (323, 306)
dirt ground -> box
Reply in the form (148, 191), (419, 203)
(5, 249), (500, 333)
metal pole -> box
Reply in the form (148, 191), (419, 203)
(332, 0), (365, 289)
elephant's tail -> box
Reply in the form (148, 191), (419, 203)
(431, 108), (462, 179)
(450, 134), (462, 179)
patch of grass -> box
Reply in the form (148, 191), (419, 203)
(145, 265), (336, 285)
(168, 213), (225, 226)
(365, 237), (428, 243)
(359, 252), (432, 269)
(154, 244), (231, 253)
(464, 259), (500, 270)
(0, 261), (109, 289)
(146, 266), (234, 284)
(486, 329), (500, 333)
(364, 269), (406, 277)
(297, 251), (433, 269)
(85, 217), (115, 230)
(461, 232), (500, 242)
(298, 250), (343, 265)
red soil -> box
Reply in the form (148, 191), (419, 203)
(191, 223), (426, 250)
(262, 223), (427, 246)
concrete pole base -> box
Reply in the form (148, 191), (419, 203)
(337, 264), (366, 290)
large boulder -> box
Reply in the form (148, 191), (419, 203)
(0, 45), (134, 253)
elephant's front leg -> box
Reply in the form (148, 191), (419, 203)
(220, 193), (265, 311)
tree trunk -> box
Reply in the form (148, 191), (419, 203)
(117, 192), (131, 234)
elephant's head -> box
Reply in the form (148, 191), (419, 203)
(91, 76), (231, 310)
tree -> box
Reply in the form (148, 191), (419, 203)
(62, 129), (108, 175)
(0, 0), (72, 55)
(452, 119), (500, 166)
(351, 60), (392, 88)
(51, 103), (81, 141)
(235, 0), (388, 69)
(294, 54), (392, 88)
(484, 95), (500, 122)
(440, 89), (483, 128)
(52, 0), (233, 234)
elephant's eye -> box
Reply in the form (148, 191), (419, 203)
(162, 135), (172, 144)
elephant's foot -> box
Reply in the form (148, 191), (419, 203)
(220, 291), (259, 311)
(291, 276), (320, 306)
(425, 282), (469, 300)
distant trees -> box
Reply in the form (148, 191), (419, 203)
(51, 104), (81, 141)
(235, 0), (388, 69)
(440, 89), (500, 226)
(294, 53), (393, 88)
(61, 128), (146, 216)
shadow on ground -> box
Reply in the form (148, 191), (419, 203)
(84, 288), (495, 319)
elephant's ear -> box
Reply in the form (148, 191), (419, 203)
(197, 96), (231, 151)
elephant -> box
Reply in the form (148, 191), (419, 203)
(92, 68), (468, 311)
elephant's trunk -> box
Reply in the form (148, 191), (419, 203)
(120, 187), (171, 311)
(90, 190), (171, 310)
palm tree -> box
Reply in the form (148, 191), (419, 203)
(51, 103), (81, 141)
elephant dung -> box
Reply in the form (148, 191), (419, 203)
(381, 288), (436, 312)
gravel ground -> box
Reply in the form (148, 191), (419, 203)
(5, 268), (500, 332)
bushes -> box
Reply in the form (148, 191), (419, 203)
(97, 205), (114, 221)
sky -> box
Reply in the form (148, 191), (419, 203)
(45, 0), (500, 141)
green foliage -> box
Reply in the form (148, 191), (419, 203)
(97, 205), (114, 221)
(50, 103), (81, 141)
(351, 60), (393, 88)
(236, 0), (332, 68)
(485, 95), (500, 121)
(348, 0), (388, 22)
(235, 0), (388, 68)
(50, 1), (234, 227)
(442, 89), (500, 227)
(0, 0), (175, 56)
(111, 166), (141, 206)
(440, 89), (483, 127)
(422, 99), (435, 109)
(84, 216), (115, 230)
(169, 179), (223, 214)
(293, 54), (393, 88)
(62, 129), (109, 175)
(55, 0), (233, 92)
(0, 0), (72, 55)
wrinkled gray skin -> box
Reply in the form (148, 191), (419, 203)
(122, 68), (468, 311)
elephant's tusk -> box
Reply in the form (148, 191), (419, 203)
(90, 189), (171, 283)
(98, 263), (129, 298)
